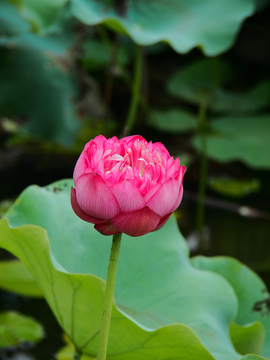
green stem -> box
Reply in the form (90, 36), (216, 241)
(97, 233), (122, 360)
(123, 45), (142, 136)
(196, 101), (208, 244)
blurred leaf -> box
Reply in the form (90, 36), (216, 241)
(82, 39), (130, 71)
(167, 58), (232, 105)
(191, 256), (270, 357)
(0, 260), (43, 297)
(0, 179), (258, 360)
(192, 115), (270, 168)
(148, 108), (197, 133)
(70, 0), (255, 55)
(168, 59), (270, 114)
(7, 0), (70, 34)
(0, 2), (78, 145)
(0, 0), (30, 35)
(208, 177), (260, 197)
(229, 321), (265, 355)
(0, 311), (44, 348)
(0, 199), (13, 218)
(213, 82), (270, 114)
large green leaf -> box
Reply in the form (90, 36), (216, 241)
(239, 356), (269, 360)
(192, 115), (270, 168)
(0, 1), (78, 145)
(0, 218), (215, 359)
(0, 179), (267, 359)
(70, 0), (255, 55)
(0, 311), (44, 348)
(0, 260), (42, 297)
(191, 256), (270, 357)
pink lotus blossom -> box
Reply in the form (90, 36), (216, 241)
(71, 135), (186, 237)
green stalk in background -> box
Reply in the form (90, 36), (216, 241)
(97, 232), (122, 360)
(196, 100), (208, 245)
(123, 45), (142, 136)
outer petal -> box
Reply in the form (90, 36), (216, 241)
(170, 186), (184, 213)
(110, 180), (145, 213)
(110, 206), (161, 237)
(71, 187), (106, 224)
(146, 178), (179, 217)
(94, 221), (120, 236)
(75, 173), (121, 219)
(153, 213), (172, 232)
(93, 134), (107, 145)
(177, 165), (186, 185)
(73, 151), (86, 184)
(144, 183), (162, 203)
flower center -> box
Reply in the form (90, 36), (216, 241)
(86, 137), (178, 196)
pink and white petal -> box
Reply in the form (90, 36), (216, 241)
(144, 183), (162, 203)
(177, 165), (187, 185)
(76, 173), (121, 219)
(71, 187), (106, 224)
(170, 186), (184, 213)
(146, 178), (179, 217)
(152, 142), (170, 156)
(110, 206), (161, 237)
(110, 180), (145, 213)
(124, 135), (145, 145)
(94, 221), (120, 236)
(73, 151), (86, 184)
(153, 213), (172, 232)
(93, 134), (107, 145)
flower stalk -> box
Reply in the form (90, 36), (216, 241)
(97, 232), (122, 360)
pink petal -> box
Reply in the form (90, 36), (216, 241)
(75, 173), (121, 219)
(170, 186), (184, 213)
(94, 221), (120, 236)
(152, 141), (170, 156)
(73, 151), (86, 184)
(146, 178), (179, 217)
(110, 206), (161, 237)
(177, 165), (187, 185)
(124, 135), (145, 144)
(110, 180), (145, 213)
(144, 183), (162, 203)
(70, 187), (106, 224)
(93, 134), (107, 145)
(153, 213), (172, 231)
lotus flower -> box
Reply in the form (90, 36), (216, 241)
(71, 135), (186, 237)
